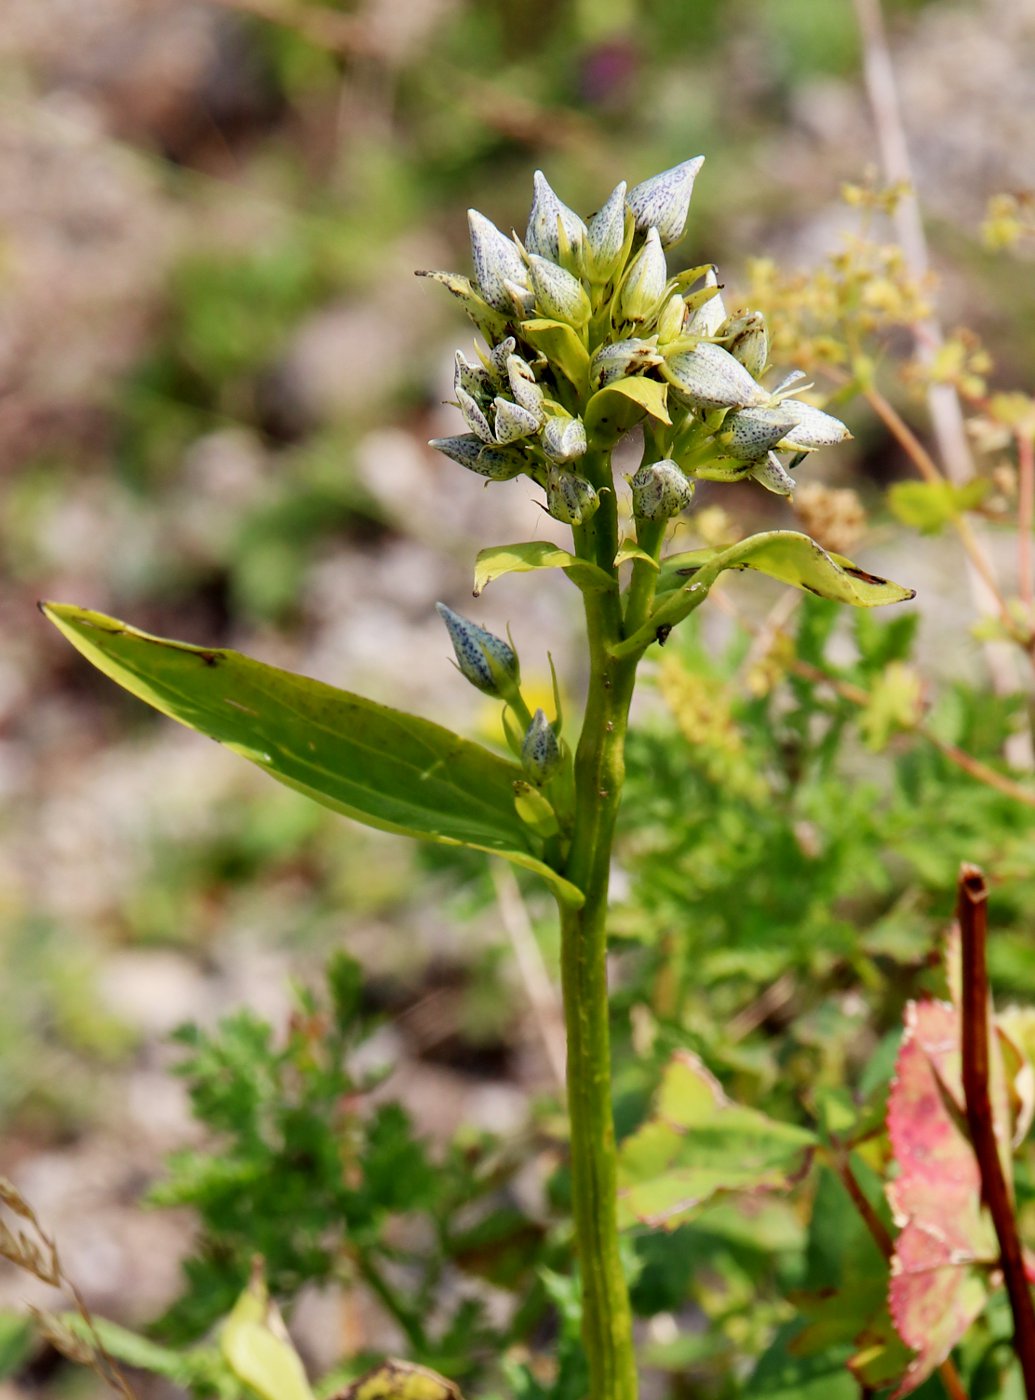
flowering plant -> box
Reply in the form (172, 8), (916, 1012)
(41, 157), (913, 1400)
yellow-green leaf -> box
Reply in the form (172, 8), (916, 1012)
(221, 1271), (313, 1400)
(42, 604), (583, 908)
(519, 318), (590, 389)
(473, 542), (614, 596)
(617, 1051), (816, 1231)
(585, 376), (671, 440)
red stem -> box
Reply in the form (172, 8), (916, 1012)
(958, 864), (1035, 1397)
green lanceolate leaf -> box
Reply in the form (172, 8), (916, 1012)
(585, 376), (671, 441)
(473, 541), (615, 596)
(706, 531), (916, 606)
(42, 604), (583, 907)
(617, 1051), (817, 1231)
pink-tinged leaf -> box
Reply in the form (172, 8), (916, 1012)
(616, 1051), (816, 1231)
(885, 999), (1001, 1396)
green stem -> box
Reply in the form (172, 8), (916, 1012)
(559, 447), (639, 1400)
(353, 1247), (429, 1353)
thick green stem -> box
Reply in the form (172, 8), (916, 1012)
(557, 446), (644, 1400)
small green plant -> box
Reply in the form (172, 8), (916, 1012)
(38, 158), (918, 1400)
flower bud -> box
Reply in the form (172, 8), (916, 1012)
(750, 452), (797, 496)
(525, 171), (588, 265)
(655, 293), (686, 345)
(487, 336), (518, 382)
(776, 401), (851, 451)
(627, 157), (704, 248)
(585, 180), (628, 281)
(616, 227), (668, 326)
(455, 384), (494, 442)
(662, 341), (768, 411)
(542, 415), (587, 463)
(684, 268), (726, 337)
(546, 469), (599, 525)
(429, 435), (525, 481)
(719, 407), (799, 461)
(503, 278), (536, 316)
(468, 210), (529, 312)
(493, 396), (540, 444)
(631, 459), (694, 520)
(506, 355), (545, 420)
(590, 337), (663, 388)
(454, 350), (494, 404)
(436, 603), (520, 697)
(720, 310), (769, 379)
(521, 709), (561, 784)
(525, 254), (592, 329)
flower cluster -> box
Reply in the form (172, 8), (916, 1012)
(422, 158), (851, 526)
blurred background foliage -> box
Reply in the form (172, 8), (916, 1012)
(1, 0), (1035, 1395)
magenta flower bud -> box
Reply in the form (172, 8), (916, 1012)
(546, 469), (599, 525)
(436, 603), (520, 698)
(521, 708), (561, 784)
(616, 227), (668, 326)
(627, 157), (704, 248)
(468, 209), (530, 312)
(631, 459), (694, 521)
(662, 342), (768, 411)
(525, 170), (588, 264)
(525, 254), (592, 329)
(542, 415), (587, 463)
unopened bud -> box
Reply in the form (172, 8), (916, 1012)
(436, 603), (520, 697)
(521, 709), (561, 784)
(590, 337), (663, 388)
(546, 469), (599, 525)
(683, 268), (726, 337)
(542, 415), (587, 463)
(526, 254), (592, 329)
(468, 210), (529, 312)
(631, 459), (694, 520)
(454, 350), (494, 403)
(585, 180), (628, 281)
(429, 435), (525, 481)
(655, 294), (686, 345)
(662, 342), (767, 411)
(525, 171), (588, 265)
(720, 311), (769, 379)
(616, 227), (668, 326)
(456, 384), (494, 442)
(506, 355), (545, 420)
(493, 396), (540, 444)
(750, 452), (797, 496)
(776, 401), (851, 451)
(627, 157), (704, 248)
(719, 407), (799, 461)
(487, 337), (518, 382)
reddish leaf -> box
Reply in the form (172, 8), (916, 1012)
(885, 999), (1000, 1397)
